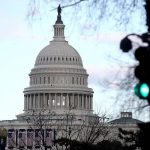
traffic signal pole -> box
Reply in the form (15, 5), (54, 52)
(145, 0), (150, 32)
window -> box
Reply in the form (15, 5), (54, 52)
(48, 77), (50, 84)
(77, 77), (78, 84)
(52, 99), (55, 106)
(62, 96), (66, 106)
(48, 99), (50, 106)
(43, 77), (45, 84)
(53, 77), (55, 83)
(39, 77), (41, 84)
(57, 95), (61, 106)
(72, 77), (74, 84)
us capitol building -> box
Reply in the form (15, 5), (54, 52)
(0, 6), (142, 150)
(0, 5), (94, 149)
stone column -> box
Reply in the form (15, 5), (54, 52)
(43, 93), (46, 108)
(26, 95), (28, 110)
(38, 94), (40, 109)
(55, 93), (57, 108)
(89, 95), (91, 110)
(28, 95), (31, 110)
(49, 93), (51, 109)
(78, 94), (80, 109)
(30, 94), (32, 110)
(82, 94), (84, 109)
(86, 95), (88, 110)
(33, 94), (36, 109)
(72, 93), (74, 108)
(24, 95), (27, 110)
(60, 93), (63, 108)
(88, 95), (90, 110)
(35, 94), (37, 108)
(91, 95), (93, 110)
(66, 94), (69, 108)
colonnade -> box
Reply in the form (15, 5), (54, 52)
(24, 93), (93, 111)
(6, 129), (54, 149)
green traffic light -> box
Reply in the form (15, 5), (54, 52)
(140, 83), (149, 98)
(134, 83), (150, 99)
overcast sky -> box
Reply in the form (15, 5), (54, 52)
(0, 0), (149, 121)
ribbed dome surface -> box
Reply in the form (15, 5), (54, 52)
(35, 41), (83, 66)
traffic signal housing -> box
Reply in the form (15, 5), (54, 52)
(134, 45), (150, 103)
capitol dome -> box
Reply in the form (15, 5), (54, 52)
(18, 7), (94, 121)
(35, 40), (83, 67)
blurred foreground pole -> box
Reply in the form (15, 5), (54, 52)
(145, 0), (150, 32)
(137, 122), (150, 150)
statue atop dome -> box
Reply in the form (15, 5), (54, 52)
(57, 4), (62, 16)
(55, 4), (63, 24)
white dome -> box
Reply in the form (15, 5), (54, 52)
(22, 11), (94, 119)
(35, 40), (83, 67)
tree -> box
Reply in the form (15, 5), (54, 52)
(118, 127), (139, 150)
(25, 109), (57, 150)
(0, 128), (7, 150)
(27, 0), (144, 31)
(25, 108), (112, 150)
